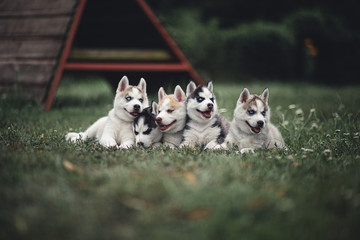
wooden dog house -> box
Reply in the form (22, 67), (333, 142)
(0, 0), (204, 110)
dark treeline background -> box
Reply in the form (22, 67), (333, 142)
(147, 0), (360, 83)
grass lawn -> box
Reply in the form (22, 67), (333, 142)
(1, 77), (360, 240)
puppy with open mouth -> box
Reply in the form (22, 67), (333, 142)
(155, 85), (187, 148)
(66, 76), (148, 148)
(181, 81), (230, 149)
(219, 88), (285, 153)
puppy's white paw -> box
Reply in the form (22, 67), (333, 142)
(212, 144), (223, 150)
(164, 143), (176, 149)
(240, 148), (255, 154)
(99, 138), (117, 148)
(204, 142), (217, 150)
(118, 144), (130, 149)
(152, 142), (162, 148)
(65, 132), (82, 142)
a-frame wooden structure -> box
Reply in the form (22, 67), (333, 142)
(43, 0), (204, 110)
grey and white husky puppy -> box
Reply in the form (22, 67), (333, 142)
(219, 88), (285, 153)
(66, 76), (148, 148)
(181, 81), (230, 149)
(133, 102), (162, 148)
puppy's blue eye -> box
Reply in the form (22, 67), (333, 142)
(261, 111), (266, 116)
(248, 110), (255, 115)
(197, 97), (204, 103)
(126, 96), (132, 101)
(139, 98), (143, 103)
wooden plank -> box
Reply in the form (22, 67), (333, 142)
(0, 0), (77, 12)
(64, 62), (189, 71)
(68, 48), (173, 61)
(0, 39), (62, 59)
(0, 9), (75, 17)
(0, 84), (47, 101)
(0, 16), (72, 36)
(0, 62), (56, 84)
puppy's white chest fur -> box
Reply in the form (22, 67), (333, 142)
(184, 118), (220, 146)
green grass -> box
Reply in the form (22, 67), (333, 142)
(1, 78), (360, 240)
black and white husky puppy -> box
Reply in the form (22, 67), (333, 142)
(133, 102), (162, 148)
(180, 81), (230, 149)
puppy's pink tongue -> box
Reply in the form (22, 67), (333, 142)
(253, 127), (261, 133)
(160, 125), (169, 131)
(202, 112), (211, 118)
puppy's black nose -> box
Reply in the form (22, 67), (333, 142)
(257, 120), (264, 128)
(208, 103), (213, 109)
(134, 104), (140, 111)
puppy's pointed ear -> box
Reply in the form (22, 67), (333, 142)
(138, 78), (147, 93)
(158, 87), (166, 102)
(174, 85), (186, 102)
(186, 81), (196, 96)
(260, 88), (269, 104)
(117, 76), (129, 93)
(238, 88), (250, 104)
(152, 101), (159, 115)
(207, 81), (213, 92)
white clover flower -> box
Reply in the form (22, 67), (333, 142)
(310, 123), (318, 130)
(282, 120), (289, 126)
(323, 149), (332, 157)
(296, 109), (304, 116)
(333, 113), (341, 120)
(310, 108), (316, 113)
(343, 133), (350, 136)
(301, 148), (314, 153)
(335, 129), (341, 133)
(288, 104), (296, 109)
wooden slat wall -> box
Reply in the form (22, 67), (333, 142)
(0, 0), (77, 101)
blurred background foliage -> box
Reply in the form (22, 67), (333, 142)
(147, 0), (360, 83)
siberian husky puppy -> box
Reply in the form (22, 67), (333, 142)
(155, 85), (186, 148)
(133, 102), (162, 148)
(181, 81), (230, 149)
(65, 76), (148, 148)
(219, 88), (285, 153)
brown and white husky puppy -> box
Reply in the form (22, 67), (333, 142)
(66, 76), (148, 148)
(219, 88), (285, 153)
(155, 85), (187, 148)
(181, 81), (230, 149)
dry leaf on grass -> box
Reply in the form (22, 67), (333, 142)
(62, 159), (84, 174)
(183, 171), (198, 185)
(187, 207), (212, 220)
